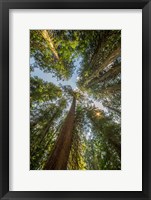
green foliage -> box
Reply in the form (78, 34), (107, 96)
(30, 98), (67, 169)
(30, 76), (62, 105)
(85, 107), (121, 169)
(30, 30), (77, 79)
(30, 30), (121, 170)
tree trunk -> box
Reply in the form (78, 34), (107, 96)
(44, 97), (76, 170)
(31, 108), (61, 154)
(108, 138), (121, 158)
(105, 105), (121, 115)
(101, 82), (121, 95)
(87, 63), (121, 88)
(84, 46), (121, 87)
(41, 30), (59, 60)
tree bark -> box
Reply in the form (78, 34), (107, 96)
(105, 105), (121, 115)
(44, 97), (76, 170)
(84, 46), (121, 87)
(108, 138), (121, 158)
(101, 82), (121, 94)
(87, 63), (121, 88)
(31, 108), (61, 154)
(41, 30), (59, 60)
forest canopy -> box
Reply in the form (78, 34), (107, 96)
(30, 30), (121, 170)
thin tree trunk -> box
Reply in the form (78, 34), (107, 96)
(44, 97), (76, 170)
(84, 46), (121, 87)
(31, 108), (61, 154)
(99, 64), (121, 82)
(87, 64), (121, 88)
(101, 83), (121, 94)
(109, 139), (121, 158)
(105, 105), (121, 115)
(41, 30), (59, 60)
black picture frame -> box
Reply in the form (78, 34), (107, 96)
(0, 0), (151, 199)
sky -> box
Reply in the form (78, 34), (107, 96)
(31, 58), (80, 90)
(30, 57), (105, 111)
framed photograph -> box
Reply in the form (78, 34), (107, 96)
(0, 0), (150, 199)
